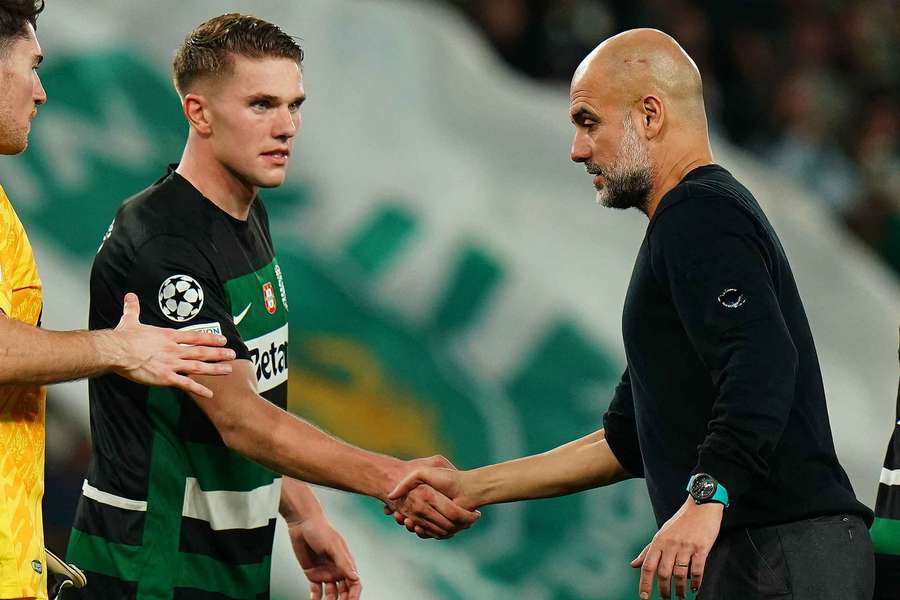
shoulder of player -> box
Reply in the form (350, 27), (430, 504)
(114, 183), (211, 246)
(649, 181), (762, 244)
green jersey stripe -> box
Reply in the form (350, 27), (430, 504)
(225, 259), (287, 342)
(66, 530), (272, 597)
(871, 517), (900, 556)
(67, 529), (143, 582)
(183, 442), (278, 492)
(139, 388), (193, 599)
(175, 552), (271, 597)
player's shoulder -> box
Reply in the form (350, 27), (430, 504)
(650, 165), (765, 240)
(0, 182), (18, 220)
(109, 170), (215, 253)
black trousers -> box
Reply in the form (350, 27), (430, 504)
(698, 514), (875, 599)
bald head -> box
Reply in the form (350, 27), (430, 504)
(569, 29), (714, 216)
(573, 29), (704, 121)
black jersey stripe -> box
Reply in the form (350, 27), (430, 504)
(71, 494), (145, 546)
(260, 384), (287, 411)
(874, 553), (900, 599)
(178, 392), (227, 445)
(178, 517), (277, 565)
(173, 587), (270, 600)
(881, 435), (900, 471)
(62, 569), (138, 600)
(875, 483), (900, 520)
(176, 382), (288, 446)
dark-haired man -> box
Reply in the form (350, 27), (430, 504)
(0, 2), (235, 598)
(65, 13), (476, 600)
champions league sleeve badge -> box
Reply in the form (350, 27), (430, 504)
(159, 274), (205, 322)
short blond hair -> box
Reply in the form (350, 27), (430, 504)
(173, 13), (303, 95)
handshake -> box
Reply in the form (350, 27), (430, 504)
(382, 455), (482, 540)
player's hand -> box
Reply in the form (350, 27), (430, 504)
(112, 293), (235, 398)
(630, 497), (723, 599)
(385, 456), (480, 539)
(287, 514), (361, 600)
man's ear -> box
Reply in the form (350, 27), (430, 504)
(640, 95), (664, 140)
(183, 93), (212, 136)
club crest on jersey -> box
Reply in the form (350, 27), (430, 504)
(263, 282), (277, 314)
(159, 274), (204, 322)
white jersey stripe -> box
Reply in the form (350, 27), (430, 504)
(182, 477), (283, 531)
(82, 480), (148, 512)
(880, 468), (900, 486)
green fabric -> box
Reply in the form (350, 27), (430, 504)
(871, 517), (900, 556)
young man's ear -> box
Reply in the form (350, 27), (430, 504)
(183, 94), (212, 136)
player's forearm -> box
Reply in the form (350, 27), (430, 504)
(464, 429), (629, 506)
(278, 477), (326, 525)
(0, 316), (124, 385)
(222, 399), (404, 502)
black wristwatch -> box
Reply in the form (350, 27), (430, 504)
(686, 473), (730, 507)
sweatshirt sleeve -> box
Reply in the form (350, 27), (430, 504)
(649, 195), (798, 503)
(602, 368), (645, 478)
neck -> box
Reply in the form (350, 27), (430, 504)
(176, 135), (256, 221)
(644, 138), (714, 219)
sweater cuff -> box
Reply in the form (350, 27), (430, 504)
(694, 449), (755, 504)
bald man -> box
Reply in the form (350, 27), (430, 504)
(389, 29), (875, 600)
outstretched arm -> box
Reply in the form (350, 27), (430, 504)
(190, 361), (480, 536)
(390, 428), (631, 513)
(0, 293), (233, 396)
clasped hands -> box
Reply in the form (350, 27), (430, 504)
(382, 457), (479, 539)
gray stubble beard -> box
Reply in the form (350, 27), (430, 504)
(596, 116), (655, 214)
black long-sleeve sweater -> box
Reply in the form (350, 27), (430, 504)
(603, 164), (872, 531)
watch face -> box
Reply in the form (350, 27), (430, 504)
(691, 476), (717, 501)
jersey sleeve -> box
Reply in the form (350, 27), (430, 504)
(125, 234), (249, 360)
(602, 368), (644, 478)
(649, 196), (798, 503)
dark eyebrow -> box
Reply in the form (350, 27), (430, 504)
(570, 107), (600, 125)
(247, 94), (279, 104)
(246, 93), (307, 106)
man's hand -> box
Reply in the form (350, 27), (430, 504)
(630, 497), (723, 599)
(385, 460), (480, 539)
(287, 514), (361, 600)
(383, 456), (480, 540)
(111, 293), (234, 397)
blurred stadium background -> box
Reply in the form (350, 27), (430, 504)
(2, 0), (897, 598)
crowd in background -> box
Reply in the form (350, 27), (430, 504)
(448, 0), (900, 276)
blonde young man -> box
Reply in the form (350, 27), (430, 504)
(65, 13), (478, 600)
(0, 2), (236, 599)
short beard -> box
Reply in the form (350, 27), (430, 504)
(594, 116), (654, 213)
(0, 109), (28, 155)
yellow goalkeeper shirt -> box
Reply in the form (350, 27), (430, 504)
(0, 183), (47, 600)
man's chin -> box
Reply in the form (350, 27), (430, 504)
(0, 139), (28, 156)
(249, 170), (288, 189)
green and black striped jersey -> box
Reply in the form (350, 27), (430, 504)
(67, 168), (290, 600)
(872, 334), (900, 599)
